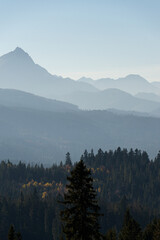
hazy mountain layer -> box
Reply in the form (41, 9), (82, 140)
(135, 92), (160, 103)
(1, 48), (160, 115)
(0, 105), (160, 163)
(60, 88), (160, 113)
(0, 48), (160, 164)
(0, 88), (78, 112)
(151, 81), (160, 89)
(79, 75), (160, 95)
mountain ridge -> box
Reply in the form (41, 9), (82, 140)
(0, 48), (98, 98)
(78, 74), (159, 95)
(0, 88), (78, 112)
(60, 88), (160, 114)
(0, 104), (160, 163)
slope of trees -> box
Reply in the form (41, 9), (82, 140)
(0, 148), (160, 239)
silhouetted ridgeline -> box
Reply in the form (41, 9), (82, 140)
(1, 148), (160, 239)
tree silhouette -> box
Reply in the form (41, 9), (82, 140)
(8, 225), (15, 240)
(65, 152), (72, 166)
(119, 209), (142, 240)
(60, 159), (102, 240)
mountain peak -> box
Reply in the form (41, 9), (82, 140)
(0, 47), (34, 65)
(13, 47), (32, 59)
(124, 74), (148, 82)
(14, 47), (27, 54)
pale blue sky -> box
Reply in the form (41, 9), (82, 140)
(0, 0), (160, 81)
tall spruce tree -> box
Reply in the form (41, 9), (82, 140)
(60, 159), (102, 240)
(65, 152), (72, 166)
(119, 209), (142, 240)
(8, 225), (15, 240)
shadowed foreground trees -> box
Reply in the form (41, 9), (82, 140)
(8, 225), (22, 240)
(60, 159), (102, 240)
(2, 148), (160, 239)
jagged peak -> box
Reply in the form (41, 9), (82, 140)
(13, 47), (27, 54)
(12, 47), (32, 59)
(0, 47), (34, 64)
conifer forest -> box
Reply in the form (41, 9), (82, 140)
(1, 148), (160, 239)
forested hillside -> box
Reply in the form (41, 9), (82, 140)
(1, 148), (160, 239)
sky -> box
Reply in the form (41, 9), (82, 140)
(0, 0), (160, 82)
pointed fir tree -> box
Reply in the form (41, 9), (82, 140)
(143, 219), (158, 240)
(65, 152), (72, 166)
(118, 209), (142, 240)
(8, 225), (15, 240)
(60, 159), (102, 240)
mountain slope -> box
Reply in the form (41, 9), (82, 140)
(152, 81), (160, 89)
(0, 88), (78, 112)
(0, 48), (98, 98)
(60, 88), (160, 113)
(0, 105), (160, 163)
(135, 92), (160, 103)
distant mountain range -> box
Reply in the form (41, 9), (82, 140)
(0, 48), (160, 163)
(1, 48), (160, 115)
(59, 88), (160, 115)
(78, 75), (160, 95)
